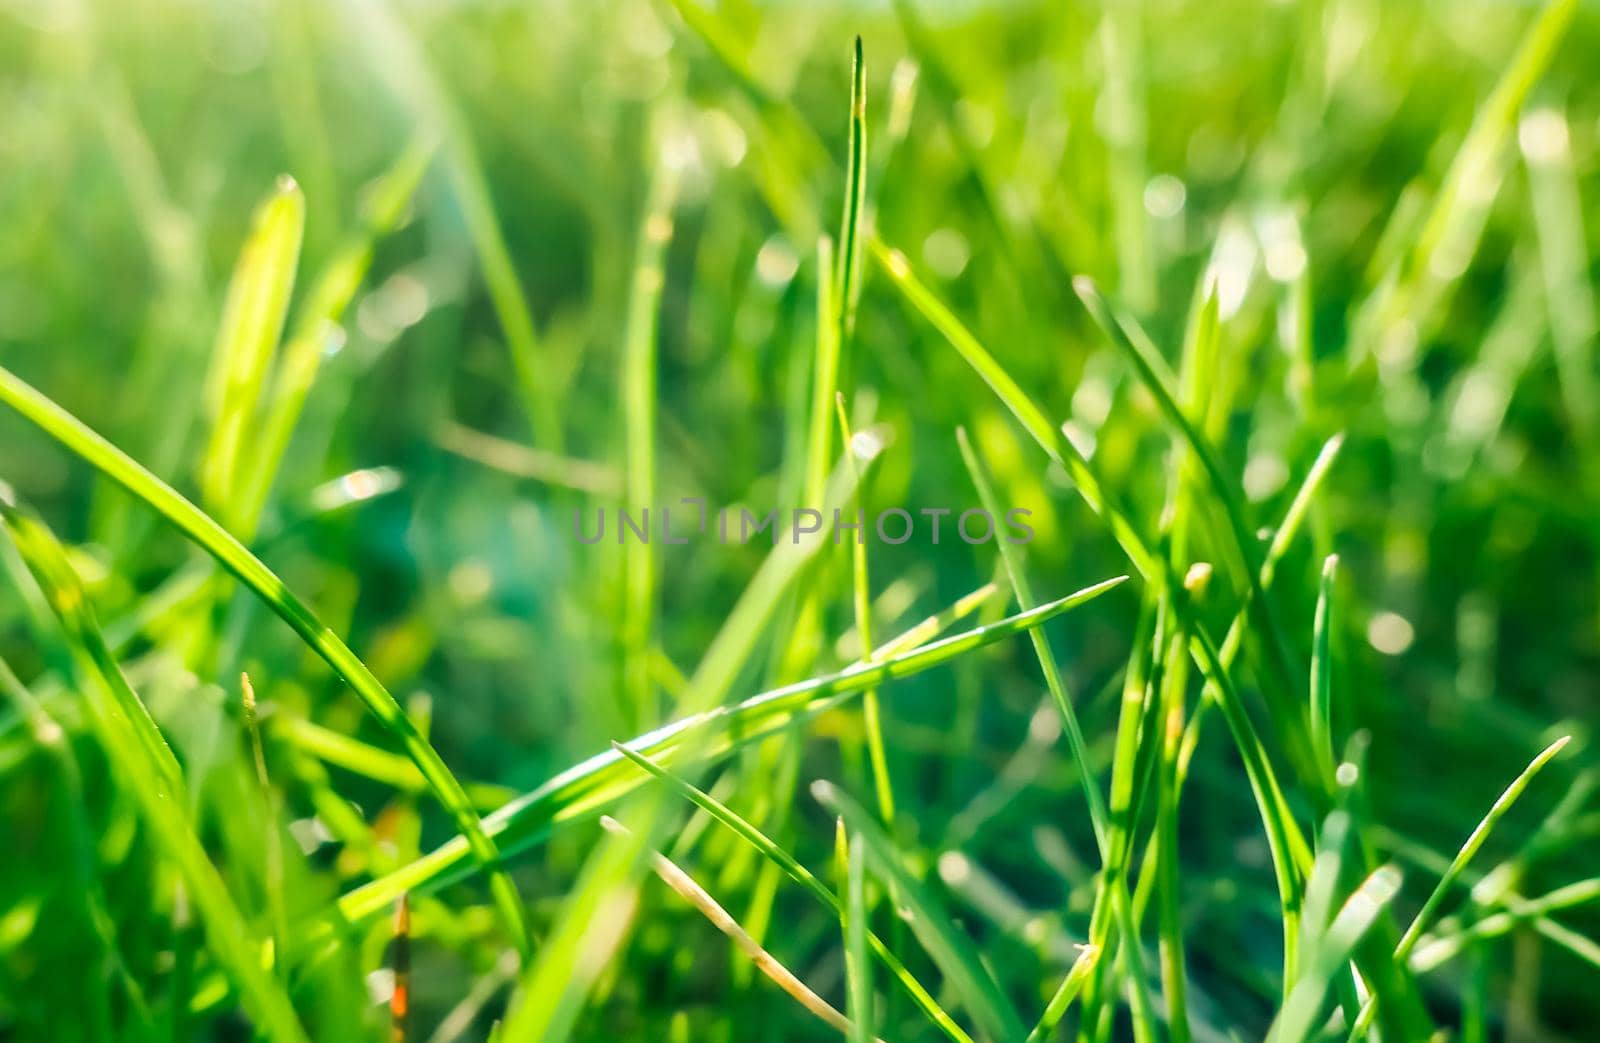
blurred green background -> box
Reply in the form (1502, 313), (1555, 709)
(0, 0), (1596, 1039)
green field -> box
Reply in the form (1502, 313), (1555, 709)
(0, 0), (1596, 1039)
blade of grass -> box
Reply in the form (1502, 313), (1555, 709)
(1272, 865), (1404, 1043)
(872, 242), (1152, 578)
(815, 779), (1027, 1042)
(620, 141), (681, 730)
(1074, 277), (1311, 778)
(1349, 735), (1571, 1037)
(877, 244), (1311, 980)
(240, 673), (288, 987)
(337, 578), (1125, 923)
(836, 37), (868, 342)
(612, 741), (971, 1043)
(200, 176), (305, 529)
(842, 824), (875, 1043)
(956, 426), (1160, 1042)
(605, 816), (869, 1039)
(1309, 555), (1339, 787)
(238, 136), (435, 535)
(274, 715), (516, 811)
(0, 503), (308, 1043)
(0, 363), (532, 961)
(838, 396), (893, 824)
(1024, 943), (1101, 1043)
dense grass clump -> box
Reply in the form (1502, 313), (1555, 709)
(0, 0), (1596, 1040)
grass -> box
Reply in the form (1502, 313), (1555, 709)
(0, 0), (1597, 1040)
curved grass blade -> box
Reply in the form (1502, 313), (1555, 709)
(1349, 734), (1570, 1038)
(612, 741), (972, 1043)
(814, 780), (1026, 1042)
(0, 504), (308, 1043)
(275, 715), (515, 811)
(337, 578), (1125, 924)
(0, 363), (532, 960)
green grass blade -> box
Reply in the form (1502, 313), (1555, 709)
(237, 136), (435, 535)
(0, 504), (308, 1043)
(1309, 555), (1339, 785)
(1350, 735), (1571, 1037)
(200, 176), (304, 528)
(1393, 735), (1571, 960)
(955, 427), (1109, 851)
(0, 363), (532, 960)
(620, 144), (681, 729)
(844, 828), (874, 1043)
(1272, 866), (1404, 1043)
(611, 742), (972, 1043)
(275, 715), (515, 811)
(1023, 943), (1101, 1043)
(1074, 277), (1308, 771)
(871, 242), (1152, 575)
(838, 396), (894, 824)
(836, 37), (868, 340)
(336, 578), (1125, 923)
(814, 780), (1027, 1042)
(956, 425), (1160, 1039)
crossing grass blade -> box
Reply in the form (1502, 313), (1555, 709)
(0, 363), (533, 961)
(274, 715), (516, 811)
(876, 243), (1311, 979)
(336, 578), (1125, 923)
(1271, 865), (1404, 1043)
(0, 503), (308, 1043)
(956, 425), (1161, 1042)
(611, 742), (972, 1043)
(815, 779), (1027, 1042)
(1073, 277), (1310, 774)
